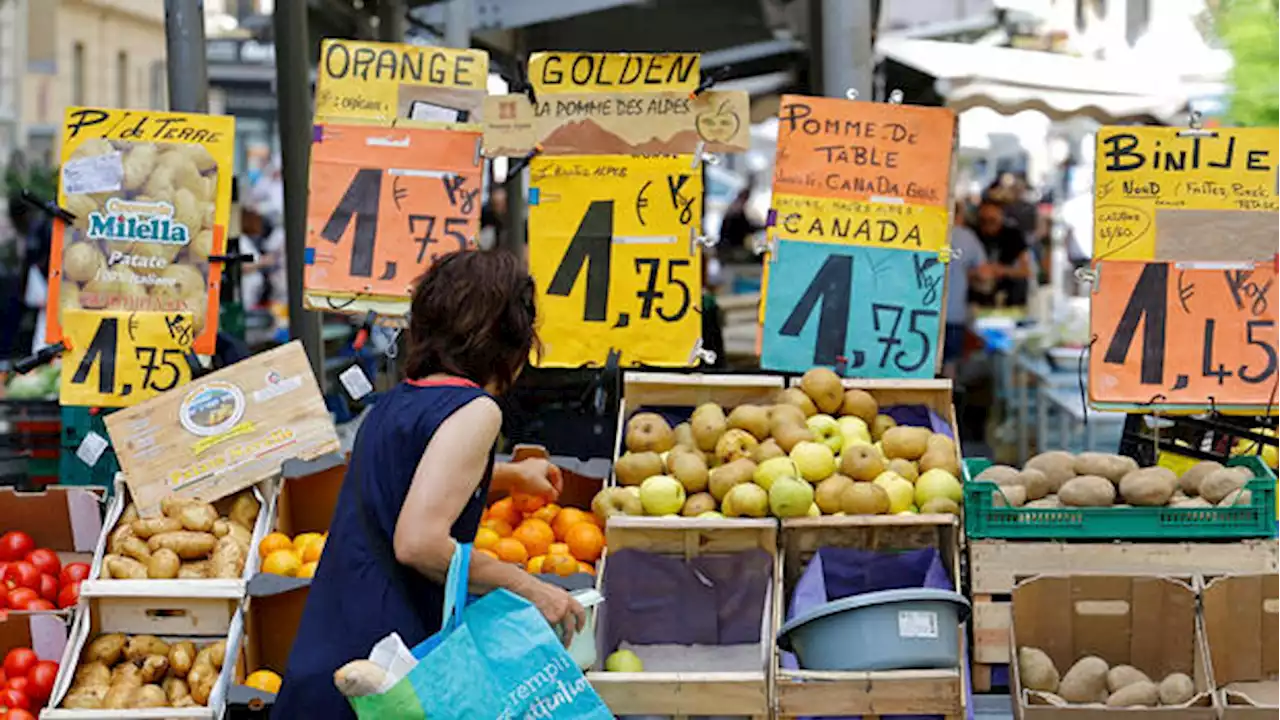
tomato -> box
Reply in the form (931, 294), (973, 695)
(24, 661), (56, 705)
(0, 653), (33, 688)
(58, 563), (90, 587)
(23, 550), (57, 580)
(5, 676), (26, 695)
(21, 600), (52, 612)
(1, 564), (38, 591)
(35, 575), (56, 605)
(0, 534), (33, 564)
(0, 686), (29, 710)
(6, 709), (35, 720)
(56, 581), (80, 610)
(3, 590), (35, 611)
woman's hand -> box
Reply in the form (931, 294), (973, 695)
(525, 578), (587, 646)
(511, 458), (563, 500)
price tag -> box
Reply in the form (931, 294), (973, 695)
(761, 239), (944, 377)
(76, 431), (109, 467)
(314, 39), (488, 124)
(60, 309), (195, 408)
(1093, 127), (1278, 261)
(528, 155), (702, 367)
(339, 365), (374, 400)
(1089, 260), (1278, 408)
(305, 123), (483, 314)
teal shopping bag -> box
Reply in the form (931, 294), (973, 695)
(350, 543), (613, 720)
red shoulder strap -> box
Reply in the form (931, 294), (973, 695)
(405, 375), (480, 389)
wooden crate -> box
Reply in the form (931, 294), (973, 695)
(587, 516), (777, 719)
(784, 377), (962, 451)
(775, 515), (966, 720)
(968, 539), (1279, 691)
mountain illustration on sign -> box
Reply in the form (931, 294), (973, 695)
(540, 121), (715, 155)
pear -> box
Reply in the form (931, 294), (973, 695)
(840, 388), (879, 423)
(871, 413), (897, 441)
(887, 458), (919, 483)
(669, 450), (710, 493)
(840, 444), (886, 482)
(752, 438), (786, 463)
(727, 405), (772, 441)
(708, 458), (755, 501)
(778, 388), (817, 417)
(769, 403), (808, 431)
(882, 426), (931, 461)
(772, 422), (815, 453)
(690, 403), (728, 451)
(681, 492), (718, 517)
(815, 474), (854, 514)
(626, 412), (676, 453)
(615, 451), (665, 487)
(800, 368), (844, 414)
(673, 422), (696, 450)
(592, 487), (644, 522)
(840, 482), (891, 515)
(715, 428), (759, 464)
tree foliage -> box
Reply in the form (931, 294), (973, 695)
(1214, 0), (1279, 126)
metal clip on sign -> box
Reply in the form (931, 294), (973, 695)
(687, 337), (717, 366)
(688, 228), (716, 256)
(1177, 110), (1217, 139)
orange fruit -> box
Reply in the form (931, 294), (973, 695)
(245, 669), (283, 693)
(531, 503), (561, 524)
(488, 497), (522, 527)
(301, 536), (325, 564)
(565, 522), (605, 563)
(494, 537), (529, 564)
(297, 561), (319, 579)
(258, 532), (293, 559)
(511, 492), (547, 515)
(477, 548), (499, 560)
(512, 519), (555, 557)
(552, 508), (591, 540)
(526, 555), (547, 573)
(474, 527), (501, 552)
(481, 518), (513, 538)
(548, 542), (570, 556)
(543, 554), (578, 577)
(293, 532), (323, 554)
(577, 561), (595, 575)
(262, 549), (302, 576)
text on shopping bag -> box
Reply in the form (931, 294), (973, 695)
(60, 309), (195, 408)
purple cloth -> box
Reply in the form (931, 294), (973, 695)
(781, 547), (975, 720)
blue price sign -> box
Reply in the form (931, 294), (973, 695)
(761, 239), (944, 377)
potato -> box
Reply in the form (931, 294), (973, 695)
(1171, 497), (1212, 508)
(120, 503), (140, 524)
(139, 654), (170, 683)
(1018, 647), (1060, 692)
(119, 535), (153, 563)
(1025, 496), (1063, 509)
(177, 502), (218, 532)
(1200, 467), (1251, 504)
(169, 641), (196, 677)
(1018, 468), (1053, 501)
(174, 695), (200, 707)
(211, 535), (247, 579)
(1219, 488), (1252, 506)
(1059, 475), (1117, 507)
(147, 531), (217, 559)
(993, 484), (1028, 507)
(72, 660), (112, 691)
(1107, 680), (1159, 707)
(1158, 673), (1195, 705)
(976, 465), (1020, 485)
(194, 640), (226, 671)
(108, 524), (135, 555)
(161, 496), (199, 518)
(1178, 460), (1223, 496)
(164, 676), (191, 703)
(212, 519), (232, 537)
(226, 521), (252, 551)
(147, 548), (181, 579)
(1073, 452), (1138, 483)
(1059, 655), (1110, 702)
(107, 555), (149, 579)
(334, 659), (391, 697)
(131, 517), (182, 539)
(229, 492), (261, 530)
(130, 683), (168, 708)
(125, 635), (171, 662)
(104, 664), (142, 709)
(881, 426), (931, 460)
(62, 688), (107, 708)
(1107, 665), (1152, 692)
(178, 560), (211, 579)
(1025, 451), (1077, 491)
(188, 661), (216, 705)
(1119, 468), (1177, 506)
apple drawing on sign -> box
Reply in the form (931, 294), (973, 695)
(696, 100), (741, 144)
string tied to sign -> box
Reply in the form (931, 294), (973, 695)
(1075, 335), (1099, 438)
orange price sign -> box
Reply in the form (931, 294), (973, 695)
(305, 123), (483, 313)
(1090, 260), (1279, 408)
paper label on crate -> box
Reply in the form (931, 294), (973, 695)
(76, 431), (109, 467)
(61, 151), (123, 195)
(339, 365), (374, 400)
(30, 613), (68, 661)
(897, 610), (939, 639)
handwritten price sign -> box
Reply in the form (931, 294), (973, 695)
(61, 309), (195, 408)
(528, 155), (702, 367)
(1090, 261), (1278, 408)
(305, 123), (482, 315)
(1093, 127), (1278, 261)
(761, 239), (944, 377)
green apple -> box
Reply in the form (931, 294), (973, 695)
(753, 456), (800, 491)
(837, 416), (872, 450)
(723, 482), (769, 517)
(807, 502), (822, 517)
(697, 510), (725, 519)
(639, 475), (686, 515)
(915, 469), (963, 507)
(605, 649), (645, 672)
(806, 414), (844, 453)
(769, 476), (815, 518)
(872, 471), (915, 514)
(790, 441), (837, 482)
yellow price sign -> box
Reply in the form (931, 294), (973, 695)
(61, 309), (195, 408)
(770, 193), (950, 252)
(1093, 126), (1278, 261)
(528, 155), (703, 367)
(528, 51), (700, 95)
(315, 39), (488, 125)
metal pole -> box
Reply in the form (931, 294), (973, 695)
(273, 0), (324, 380)
(377, 0), (406, 42)
(819, 0), (874, 100)
(164, 0), (210, 112)
(443, 0), (471, 49)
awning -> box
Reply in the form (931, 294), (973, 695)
(876, 38), (1189, 124)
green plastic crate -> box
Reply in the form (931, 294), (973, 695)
(963, 455), (1277, 540)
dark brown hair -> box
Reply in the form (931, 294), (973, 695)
(403, 250), (539, 393)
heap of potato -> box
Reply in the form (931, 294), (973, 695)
(59, 634), (225, 709)
(1018, 647), (1198, 707)
(594, 368), (964, 521)
(977, 451), (1254, 509)
(101, 492), (261, 580)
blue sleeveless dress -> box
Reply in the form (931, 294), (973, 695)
(273, 377), (492, 719)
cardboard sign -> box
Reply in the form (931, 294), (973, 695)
(314, 39), (489, 125)
(60, 309), (195, 407)
(1093, 127), (1279, 261)
(770, 194), (949, 252)
(481, 90), (749, 157)
(528, 52), (700, 95)
(1090, 260), (1279, 408)
(46, 107), (235, 355)
(105, 341), (340, 517)
(528, 155), (703, 367)
(304, 122), (483, 314)
(760, 239), (944, 376)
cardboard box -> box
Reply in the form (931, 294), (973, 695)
(1010, 575), (1215, 720)
(0, 485), (104, 566)
(271, 454), (346, 538)
(1201, 573), (1278, 720)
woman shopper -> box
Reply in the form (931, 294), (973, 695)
(274, 250), (586, 718)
